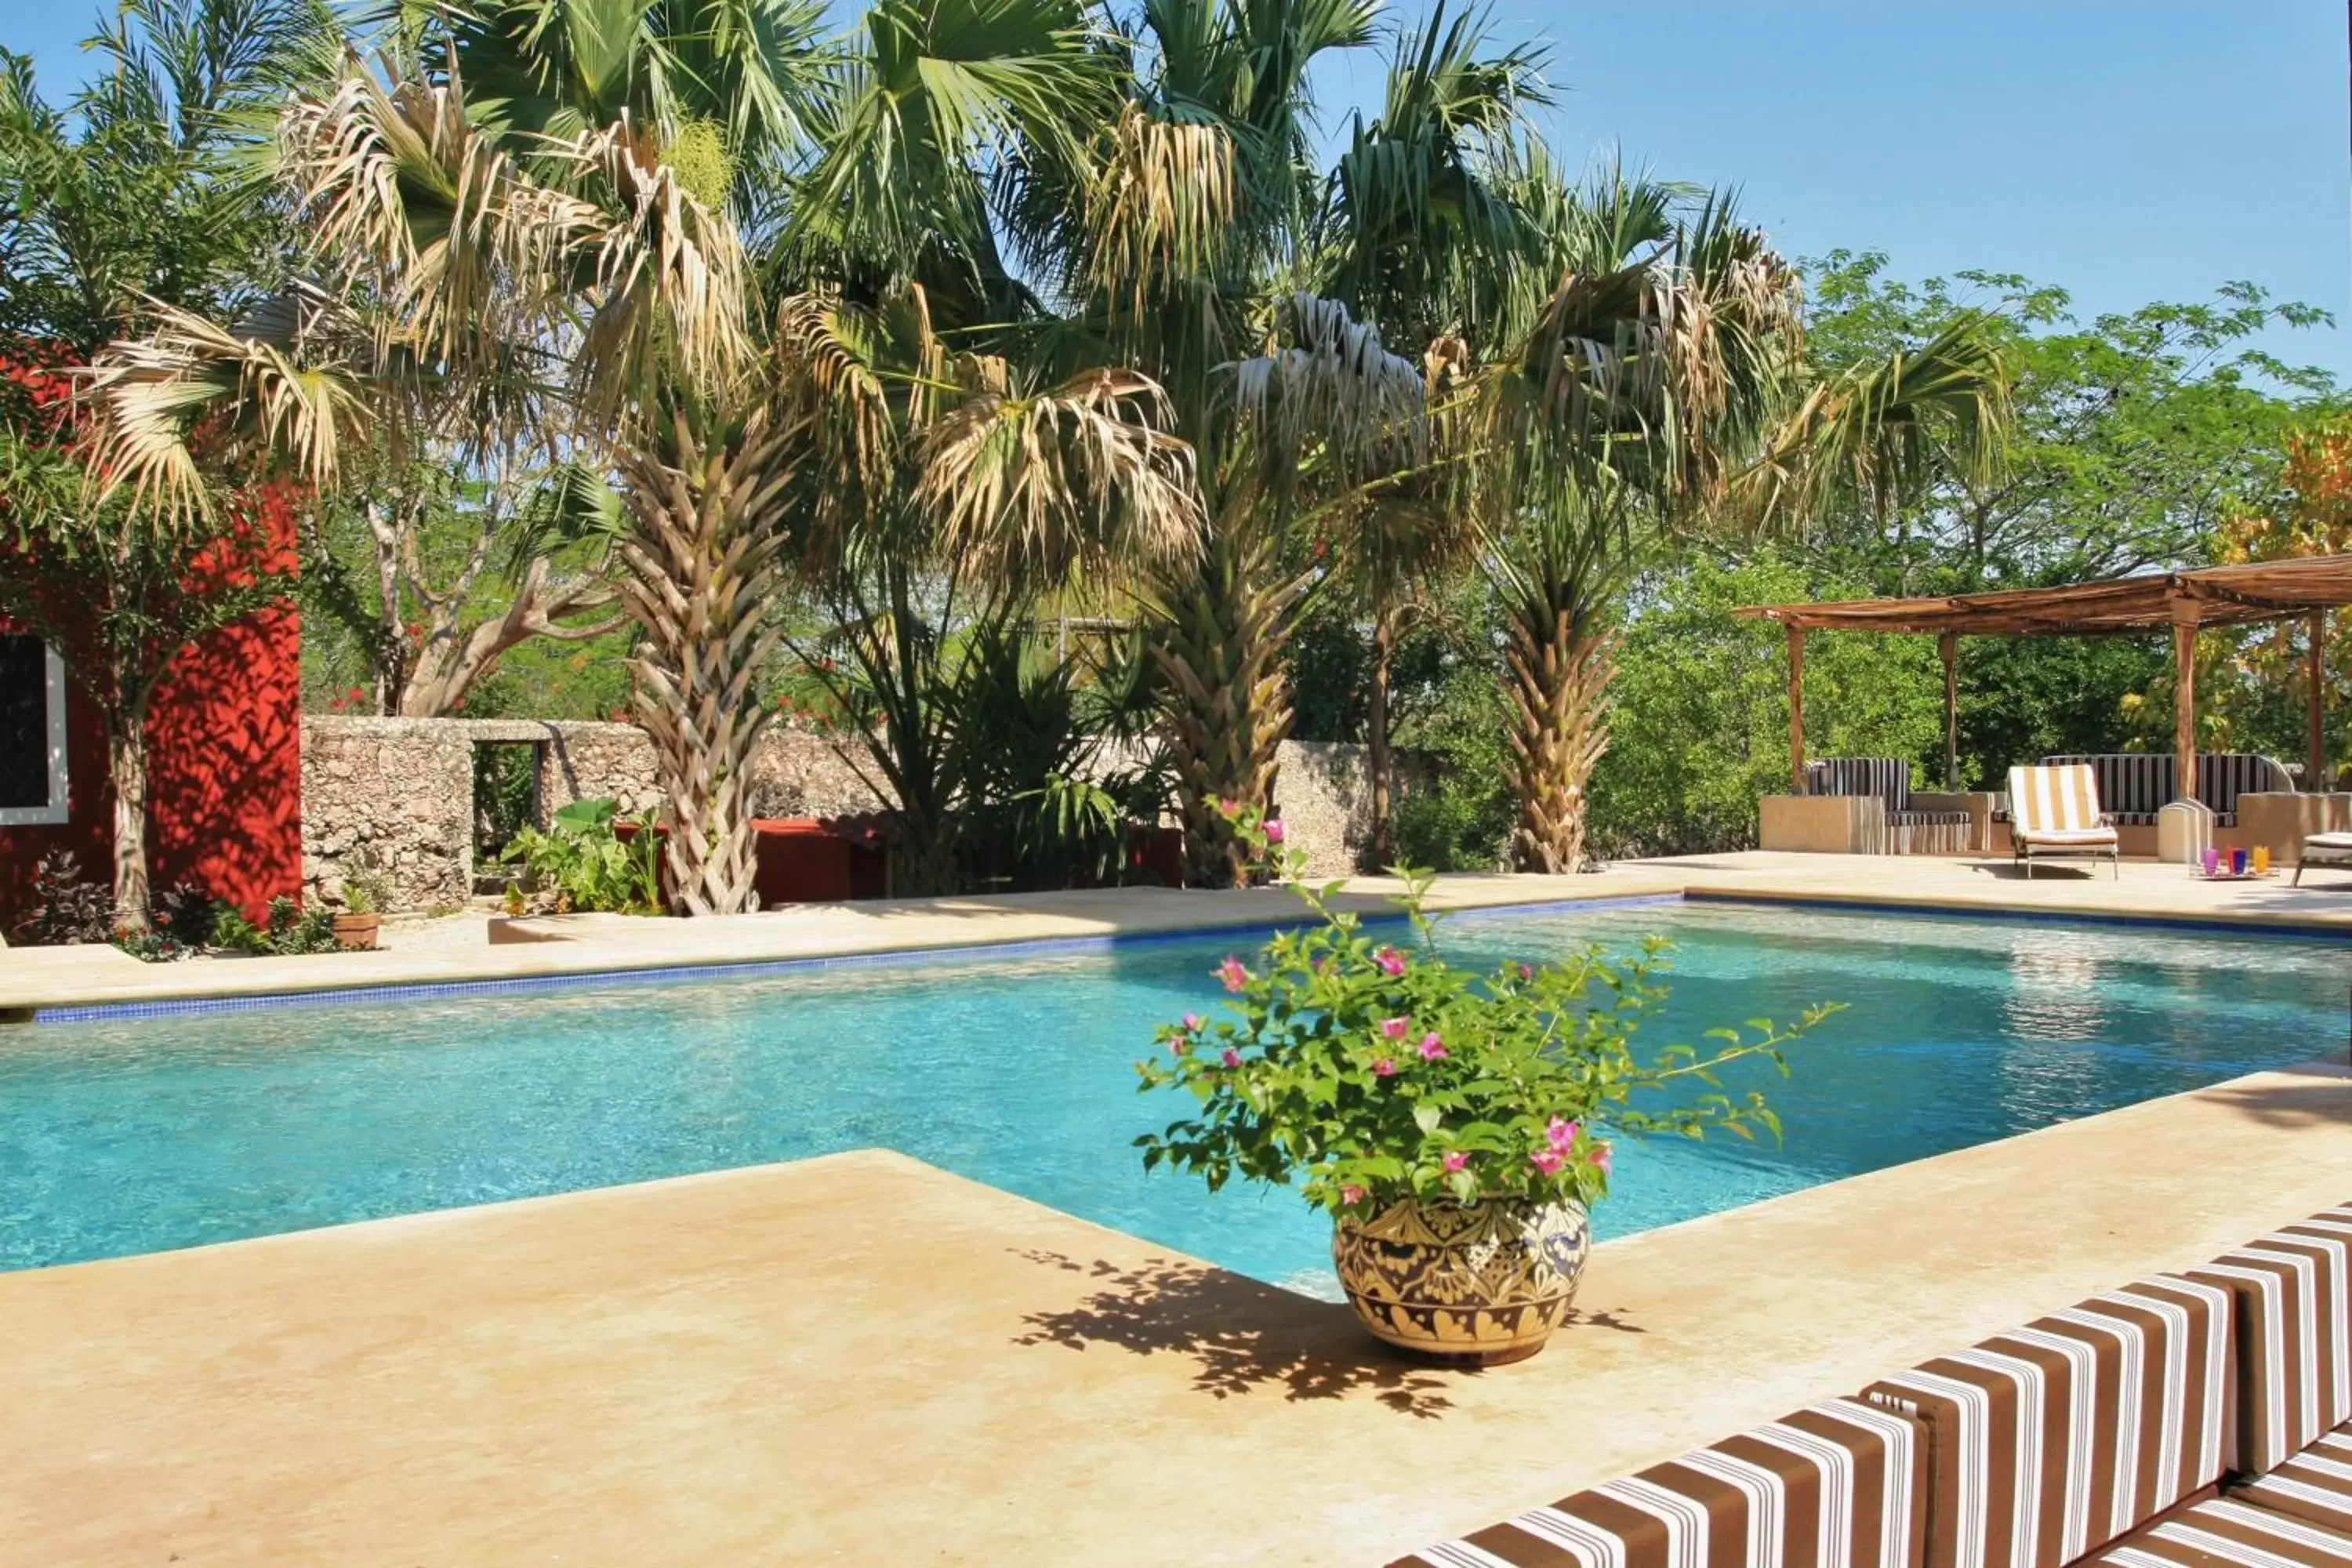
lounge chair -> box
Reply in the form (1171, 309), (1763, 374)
(2295, 831), (2352, 885)
(2008, 762), (2120, 877)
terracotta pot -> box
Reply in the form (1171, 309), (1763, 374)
(331, 912), (379, 952)
(1330, 1196), (1589, 1365)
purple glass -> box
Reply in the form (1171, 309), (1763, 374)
(2201, 847), (2220, 876)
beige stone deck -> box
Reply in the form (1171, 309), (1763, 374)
(8, 850), (2352, 1018)
(4, 1061), (2346, 1566)
(6, 852), (2352, 1563)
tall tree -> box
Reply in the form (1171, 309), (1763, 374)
(0, 0), (319, 928)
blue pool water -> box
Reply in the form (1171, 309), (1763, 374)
(0, 899), (2343, 1287)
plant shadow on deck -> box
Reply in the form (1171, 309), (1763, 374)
(1008, 1249), (1643, 1419)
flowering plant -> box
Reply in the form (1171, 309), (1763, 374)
(1136, 818), (1835, 1215)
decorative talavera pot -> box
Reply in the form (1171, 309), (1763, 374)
(1331, 1196), (1591, 1365)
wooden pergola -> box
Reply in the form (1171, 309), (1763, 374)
(1733, 555), (2352, 797)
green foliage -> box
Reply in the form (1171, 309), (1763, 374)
(1589, 553), (1944, 857)
(1136, 811), (1831, 1216)
(1802, 252), (2336, 586)
(338, 855), (391, 915)
(11, 850), (114, 945)
(1391, 658), (1515, 871)
(113, 926), (195, 962)
(472, 744), (540, 858)
(210, 895), (337, 954)
(499, 797), (665, 913)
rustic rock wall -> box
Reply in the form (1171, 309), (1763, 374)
(301, 717), (1407, 909)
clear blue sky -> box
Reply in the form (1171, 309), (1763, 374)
(13, 0), (2350, 381)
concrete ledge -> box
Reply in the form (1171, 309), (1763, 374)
(4, 1062), (2345, 1566)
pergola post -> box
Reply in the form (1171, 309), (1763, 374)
(1939, 630), (1959, 789)
(2310, 608), (2328, 789)
(1787, 624), (1807, 793)
(2170, 598), (2201, 803)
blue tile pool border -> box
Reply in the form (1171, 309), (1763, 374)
(29, 885), (2348, 1025)
(27, 892), (1690, 1024)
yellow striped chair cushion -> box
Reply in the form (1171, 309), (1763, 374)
(2009, 764), (2111, 838)
(2187, 1205), (2352, 1475)
(2085, 1497), (2352, 1568)
(1389, 1397), (1928, 1568)
(1862, 1276), (2235, 1568)
(2234, 1421), (2352, 1534)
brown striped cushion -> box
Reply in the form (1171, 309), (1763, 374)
(2086, 1497), (2352, 1567)
(2187, 1205), (2352, 1474)
(1389, 1397), (1927, 1568)
(1863, 1276), (2235, 1568)
(2232, 1421), (2352, 1534)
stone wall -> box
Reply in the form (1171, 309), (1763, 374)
(301, 715), (1406, 909)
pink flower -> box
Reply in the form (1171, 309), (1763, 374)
(1378, 1016), (1410, 1040)
(1546, 1116), (1579, 1151)
(1171, 1038), (1192, 1056)
(1517, 962), (1534, 982)
(1263, 818), (1285, 844)
(1441, 1151), (1470, 1173)
(1374, 946), (1406, 977)
(1221, 1047), (1242, 1068)
(1181, 1012), (1203, 1033)
(1588, 1143), (1613, 1175)
(1216, 956), (1250, 993)
(1372, 1057), (1398, 1076)
(1529, 1147), (1566, 1175)
(1417, 1032), (1446, 1061)
(1340, 1183), (1365, 1205)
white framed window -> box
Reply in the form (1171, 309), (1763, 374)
(0, 635), (70, 826)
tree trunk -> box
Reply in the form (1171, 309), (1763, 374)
(1148, 530), (1301, 887)
(1367, 606), (1395, 869)
(107, 695), (154, 934)
(612, 402), (798, 916)
(1504, 603), (1617, 875)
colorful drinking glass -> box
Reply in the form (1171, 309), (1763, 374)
(2201, 847), (2220, 876)
(2230, 848), (2249, 876)
(2254, 846), (2271, 875)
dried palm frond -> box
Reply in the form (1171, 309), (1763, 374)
(82, 294), (368, 521)
(1229, 292), (1427, 473)
(1083, 103), (1236, 320)
(918, 365), (1203, 589)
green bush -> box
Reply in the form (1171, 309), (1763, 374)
(210, 895), (338, 955)
(499, 797), (664, 913)
(1588, 553), (1944, 858)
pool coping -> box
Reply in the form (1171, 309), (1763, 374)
(12, 852), (2352, 1023)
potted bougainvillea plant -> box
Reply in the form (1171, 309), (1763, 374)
(1137, 805), (1835, 1365)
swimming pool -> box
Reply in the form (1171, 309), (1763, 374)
(1, 898), (2342, 1288)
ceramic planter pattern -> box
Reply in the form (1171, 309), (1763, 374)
(1331, 1196), (1590, 1364)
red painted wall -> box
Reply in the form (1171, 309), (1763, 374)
(0, 510), (304, 930)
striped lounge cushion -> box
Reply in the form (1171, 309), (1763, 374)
(1388, 1397), (1927, 1568)
(2234, 1421), (2352, 1534)
(2085, 1497), (2352, 1567)
(2187, 1205), (2352, 1474)
(1862, 1276), (2235, 1568)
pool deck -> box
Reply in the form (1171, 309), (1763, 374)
(5, 1059), (2347, 1566)
(9, 851), (2352, 1564)
(6, 850), (2352, 1018)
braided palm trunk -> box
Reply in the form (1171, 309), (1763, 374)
(1504, 601), (1618, 874)
(613, 405), (798, 916)
(1150, 532), (1301, 887)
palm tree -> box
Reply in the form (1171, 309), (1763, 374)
(1310, 2), (1546, 863)
(1470, 172), (2011, 871)
(89, 27), (1193, 913)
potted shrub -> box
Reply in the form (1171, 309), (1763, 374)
(332, 858), (390, 952)
(1137, 808), (1834, 1365)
